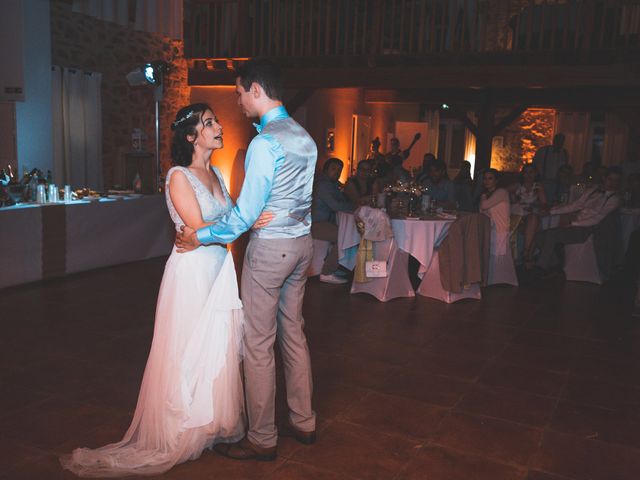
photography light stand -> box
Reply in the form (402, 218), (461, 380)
(153, 81), (163, 193)
(126, 61), (168, 194)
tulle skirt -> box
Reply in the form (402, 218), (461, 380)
(61, 246), (246, 477)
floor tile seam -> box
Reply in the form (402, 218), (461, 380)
(451, 404), (555, 431)
(332, 389), (379, 422)
(442, 408), (547, 435)
(360, 389), (468, 411)
(525, 468), (579, 480)
(481, 355), (574, 376)
(424, 440), (532, 473)
(311, 347), (416, 368)
(564, 371), (640, 392)
(525, 369), (573, 473)
(274, 458), (361, 480)
(337, 417), (434, 446)
(390, 441), (431, 480)
(452, 342), (510, 408)
(543, 425), (640, 454)
(362, 386), (461, 413)
(326, 417), (429, 448)
(475, 377), (564, 400)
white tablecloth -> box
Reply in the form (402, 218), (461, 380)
(391, 218), (454, 274)
(65, 196), (174, 274)
(0, 196), (174, 289)
(337, 211), (454, 275)
(0, 204), (43, 289)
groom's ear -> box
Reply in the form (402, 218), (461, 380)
(250, 82), (262, 98)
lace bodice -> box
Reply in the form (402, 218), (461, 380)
(165, 166), (232, 231)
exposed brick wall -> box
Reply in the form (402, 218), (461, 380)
(50, 0), (189, 189)
(491, 108), (555, 171)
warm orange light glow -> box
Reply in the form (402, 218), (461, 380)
(190, 86), (254, 199)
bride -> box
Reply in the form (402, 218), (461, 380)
(61, 103), (272, 477)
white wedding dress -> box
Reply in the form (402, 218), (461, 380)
(61, 166), (246, 477)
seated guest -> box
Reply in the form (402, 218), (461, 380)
(420, 158), (456, 209)
(534, 167), (623, 272)
(345, 160), (376, 205)
(311, 158), (354, 284)
(511, 164), (547, 269)
(554, 164), (574, 205)
(480, 168), (511, 256)
(416, 153), (437, 185)
(453, 160), (475, 212)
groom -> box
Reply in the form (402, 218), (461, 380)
(176, 58), (317, 461)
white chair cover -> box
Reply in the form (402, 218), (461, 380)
(417, 250), (482, 303)
(308, 239), (331, 277)
(487, 230), (519, 287)
(564, 234), (602, 284)
(354, 206), (393, 241)
(350, 237), (415, 302)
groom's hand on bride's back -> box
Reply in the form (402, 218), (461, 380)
(176, 225), (201, 253)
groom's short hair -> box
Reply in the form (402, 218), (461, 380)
(236, 58), (283, 101)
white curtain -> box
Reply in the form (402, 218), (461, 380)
(464, 128), (477, 178)
(72, 0), (129, 27)
(603, 113), (629, 166)
(72, 0), (183, 39)
(135, 0), (183, 39)
(52, 66), (103, 189)
(555, 111), (591, 174)
(423, 109), (440, 157)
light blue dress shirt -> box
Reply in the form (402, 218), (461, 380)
(196, 105), (316, 244)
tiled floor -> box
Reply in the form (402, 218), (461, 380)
(1, 256), (639, 479)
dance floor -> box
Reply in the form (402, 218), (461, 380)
(2, 255), (640, 480)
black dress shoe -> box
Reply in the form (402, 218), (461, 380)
(279, 423), (317, 445)
(213, 437), (277, 461)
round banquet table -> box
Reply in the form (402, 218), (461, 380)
(336, 211), (454, 275)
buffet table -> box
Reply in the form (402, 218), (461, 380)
(0, 195), (174, 289)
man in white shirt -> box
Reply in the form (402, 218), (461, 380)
(535, 167), (622, 270)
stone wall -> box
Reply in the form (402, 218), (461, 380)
(50, 0), (189, 189)
(491, 108), (555, 171)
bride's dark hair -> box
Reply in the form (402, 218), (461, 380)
(170, 103), (212, 166)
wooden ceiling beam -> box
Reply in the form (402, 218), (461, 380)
(190, 63), (640, 90)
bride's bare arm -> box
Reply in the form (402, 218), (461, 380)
(169, 171), (211, 233)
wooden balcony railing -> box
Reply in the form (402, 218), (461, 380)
(184, 0), (640, 59)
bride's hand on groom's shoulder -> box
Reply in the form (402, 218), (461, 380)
(175, 225), (200, 253)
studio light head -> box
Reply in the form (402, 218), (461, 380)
(126, 61), (169, 86)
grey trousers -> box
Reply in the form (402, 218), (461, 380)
(241, 234), (316, 448)
(535, 226), (593, 269)
(310, 221), (339, 275)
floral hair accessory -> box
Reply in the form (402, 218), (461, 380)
(171, 110), (195, 129)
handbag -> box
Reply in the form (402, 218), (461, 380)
(365, 239), (392, 278)
(365, 260), (387, 278)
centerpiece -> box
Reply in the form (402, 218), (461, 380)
(383, 180), (428, 217)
